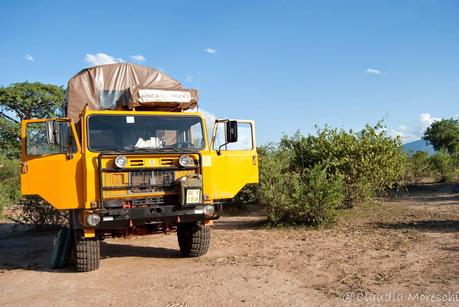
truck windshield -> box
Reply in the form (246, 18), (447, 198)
(87, 115), (206, 152)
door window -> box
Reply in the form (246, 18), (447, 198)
(213, 122), (253, 151)
(26, 121), (76, 156)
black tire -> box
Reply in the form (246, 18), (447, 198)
(74, 238), (100, 272)
(177, 222), (210, 257)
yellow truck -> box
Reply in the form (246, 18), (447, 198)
(20, 63), (258, 271)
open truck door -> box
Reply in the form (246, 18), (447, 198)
(20, 118), (83, 209)
(208, 119), (259, 200)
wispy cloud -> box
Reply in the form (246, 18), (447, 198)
(185, 75), (193, 82)
(130, 55), (146, 63)
(24, 54), (34, 62)
(84, 53), (124, 66)
(203, 48), (217, 54)
(366, 68), (381, 75)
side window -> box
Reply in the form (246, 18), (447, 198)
(213, 122), (253, 151)
(26, 121), (76, 156)
(190, 122), (205, 148)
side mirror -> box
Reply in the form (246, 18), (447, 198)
(216, 120), (239, 155)
(226, 120), (238, 143)
(46, 120), (58, 145)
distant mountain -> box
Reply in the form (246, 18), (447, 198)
(403, 140), (435, 154)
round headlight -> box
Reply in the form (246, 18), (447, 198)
(203, 205), (215, 217)
(114, 155), (127, 168)
(179, 155), (194, 167)
(86, 213), (101, 227)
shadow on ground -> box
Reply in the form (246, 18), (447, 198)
(373, 220), (459, 233)
(388, 183), (459, 205)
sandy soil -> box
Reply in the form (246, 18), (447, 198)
(0, 183), (458, 306)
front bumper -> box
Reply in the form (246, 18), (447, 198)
(93, 204), (221, 229)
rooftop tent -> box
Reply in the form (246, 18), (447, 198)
(64, 63), (198, 122)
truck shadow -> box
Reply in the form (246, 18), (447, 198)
(100, 241), (180, 259)
(0, 225), (182, 272)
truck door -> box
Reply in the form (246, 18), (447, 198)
(208, 120), (258, 200)
(20, 118), (83, 209)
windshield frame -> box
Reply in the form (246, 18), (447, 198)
(85, 113), (207, 153)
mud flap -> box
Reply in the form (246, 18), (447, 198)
(50, 226), (74, 269)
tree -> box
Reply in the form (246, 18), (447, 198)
(0, 82), (65, 158)
(423, 118), (459, 154)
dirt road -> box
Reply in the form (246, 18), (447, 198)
(0, 183), (458, 306)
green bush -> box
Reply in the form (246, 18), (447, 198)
(7, 195), (68, 230)
(280, 122), (406, 207)
(258, 147), (344, 226)
(430, 150), (456, 183)
(0, 155), (21, 215)
(404, 151), (432, 184)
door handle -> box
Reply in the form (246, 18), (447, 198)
(252, 155), (257, 165)
(20, 162), (28, 174)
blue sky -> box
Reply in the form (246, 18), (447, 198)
(1, 0), (458, 144)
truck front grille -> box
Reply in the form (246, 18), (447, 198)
(129, 170), (176, 193)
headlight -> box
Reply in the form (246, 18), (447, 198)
(114, 155), (127, 168)
(203, 205), (215, 217)
(86, 213), (101, 227)
(179, 155), (194, 167)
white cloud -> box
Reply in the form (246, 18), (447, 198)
(25, 54), (34, 62)
(389, 113), (443, 142)
(389, 125), (418, 142)
(185, 75), (193, 82)
(366, 68), (381, 75)
(419, 113), (441, 132)
(130, 55), (146, 62)
(84, 53), (124, 66)
(203, 48), (217, 54)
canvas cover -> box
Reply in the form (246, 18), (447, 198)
(65, 63), (198, 122)
(118, 86), (198, 111)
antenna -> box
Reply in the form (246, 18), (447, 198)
(197, 70), (201, 112)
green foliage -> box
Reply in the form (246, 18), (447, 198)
(423, 118), (459, 154)
(430, 150), (457, 183)
(280, 122), (406, 207)
(0, 155), (21, 215)
(257, 122), (406, 226)
(0, 82), (65, 158)
(405, 151), (432, 184)
(7, 196), (68, 230)
(258, 147), (344, 226)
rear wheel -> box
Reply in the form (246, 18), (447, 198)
(177, 222), (210, 257)
(74, 237), (100, 272)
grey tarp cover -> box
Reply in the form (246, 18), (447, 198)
(65, 63), (198, 122)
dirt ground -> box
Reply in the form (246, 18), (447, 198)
(0, 183), (458, 307)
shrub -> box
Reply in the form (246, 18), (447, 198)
(258, 147), (344, 226)
(280, 122), (406, 207)
(430, 150), (456, 183)
(405, 151), (432, 184)
(6, 195), (68, 230)
(0, 155), (21, 215)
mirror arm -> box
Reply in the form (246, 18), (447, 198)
(217, 143), (228, 156)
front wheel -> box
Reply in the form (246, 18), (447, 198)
(177, 222), (210, 257)
(74, 237), (100, 272)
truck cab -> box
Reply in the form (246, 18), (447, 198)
(20, 64), (258, 272)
